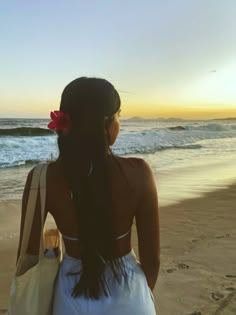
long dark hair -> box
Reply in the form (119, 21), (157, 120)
(57, 77), (127, 299)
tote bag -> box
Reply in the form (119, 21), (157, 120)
(8, 163), (62, 315)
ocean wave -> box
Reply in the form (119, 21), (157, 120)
(175, 144), (203, 149)
(185, 123), (236, 132)
(1, 119), (236, 170)
(1, 122), (234, 138)
(168, 123), (236, 132)
(169, 126), (186, 131)
(0, 127), (54, 137)
(114, 142), (203, 155)
(0, 142), (203, 169)
(143, 143), (203, 152)
(0, 159), (46, 169)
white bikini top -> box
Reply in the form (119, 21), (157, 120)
(61, 229), (131, 241)
(61, 229), (131, 264)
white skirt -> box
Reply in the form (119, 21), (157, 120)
(53, 249), (156, 315)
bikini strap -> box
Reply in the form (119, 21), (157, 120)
(114, 229), (131, 240)
(61, 229), (131, 242)
(61, 234), (80, 241)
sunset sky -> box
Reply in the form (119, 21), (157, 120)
(0, 1), (236, 119)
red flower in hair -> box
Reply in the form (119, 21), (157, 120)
(48, 110), (72, 135)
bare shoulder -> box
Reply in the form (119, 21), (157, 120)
(112, 155), (153, 185)
(114, 155), (151, 172)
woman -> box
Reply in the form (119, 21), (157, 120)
(17, 77), (160, 314)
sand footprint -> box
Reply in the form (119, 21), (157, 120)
(225, 274), (236, 279)
(177, 263), (190, 270)
(166, 262), (190, 274)
(185, 311), (201, 315)
(211, 292), (224, 301)
(216, 233), (230, 239)
(222, 287), (236, 296)
(166, 268), (177, 273)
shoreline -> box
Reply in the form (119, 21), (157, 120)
(1, 157), (236, 207)
(0, 184), (236, 314)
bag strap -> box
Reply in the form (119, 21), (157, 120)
(38, 163), (63, 259)
(17, 163), (46, 262)
(39, 163), (48, 258)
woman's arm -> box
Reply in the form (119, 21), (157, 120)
(135, 159), (160, 291)
(16, 167), (48, 263)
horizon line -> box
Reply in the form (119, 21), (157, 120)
(1, 116), (236, 121)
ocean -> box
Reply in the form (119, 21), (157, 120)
(1, 118), (236, 204)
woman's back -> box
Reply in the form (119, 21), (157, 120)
(16, 77), (160, 314)
(47, 155), (141, 259)
(47, 154), (159, 315)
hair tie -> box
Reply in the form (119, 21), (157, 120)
(48, 110), (72, 135)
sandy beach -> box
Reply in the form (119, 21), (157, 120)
(0, 185), (236, 314)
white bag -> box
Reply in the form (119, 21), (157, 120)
(8, 163), (62, 315)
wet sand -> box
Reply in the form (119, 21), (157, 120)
(0, 184), (236, 314)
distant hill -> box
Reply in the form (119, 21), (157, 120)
(164, 117), (185, 121)
(213, 117), (236, 121)
(125, 116), (187, 121)
(126, 116), (145, 120)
